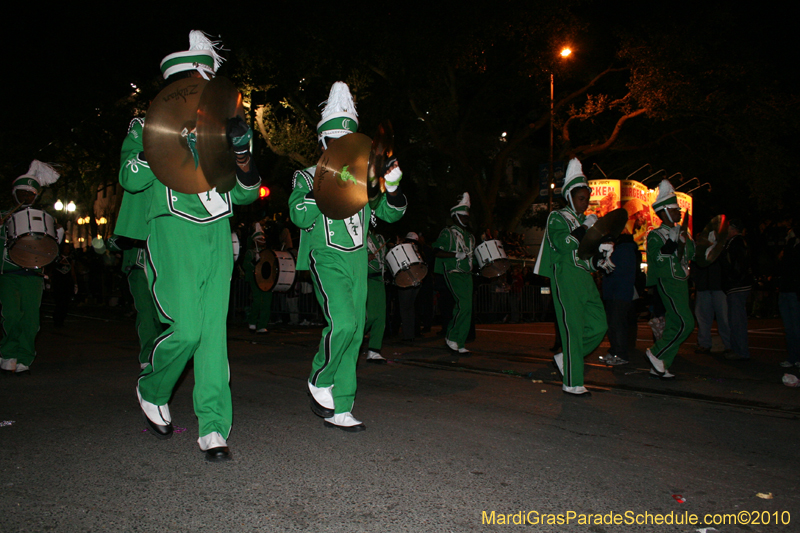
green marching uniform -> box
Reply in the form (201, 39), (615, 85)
(536, 206), (607, 389)
(112, 239), (160, 369)
(0, 223), (44, 370)
(433, 224), (475, 350)
(365, 232), (387, 354)
(1, 161), (60, 373)
(646, 224), (695, 370)
(243, 225), (273, 332)
(120, 117), (260, 442)
(289, 168), (406, 415)
(109, 185), (161, 371)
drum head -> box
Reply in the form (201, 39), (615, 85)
(395, 263), (428, 287)
(254, 250), (277, 291)
(8, 235), (59, 269)
(480, 258), (510, 278)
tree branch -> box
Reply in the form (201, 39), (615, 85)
(571, 108), (648, 157)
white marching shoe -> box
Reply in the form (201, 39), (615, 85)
(198, 431), (231, 463)
(136, 386), (173, 439)
(553, 352), (564, 377)
(366, 350), (387, 364)
(646, 348), (666, 374)
(562, 385), (591, 396)
(324, 412), (366, 432)
(308, 381), (334, 418)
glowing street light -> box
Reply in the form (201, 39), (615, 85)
(54, 199), (64, 211)
(549, 46), (573, 212)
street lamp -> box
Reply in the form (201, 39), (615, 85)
(549, 47), (572, 212)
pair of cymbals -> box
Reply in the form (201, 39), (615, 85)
(577, 208), (629, 260)
(143, 76), (244, 194)
(313, 121), (395, 220)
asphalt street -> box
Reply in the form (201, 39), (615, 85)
(1, 308), (798, 532)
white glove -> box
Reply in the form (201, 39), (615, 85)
(597, 256), (615, 274)
(384, 165), (403, 193)
(707, 230), (716, 245)
(668, 225), (681, 241)
(455, 251), (467, 261)
(599, 242), (614, 257)
(584, 214), (598, 229)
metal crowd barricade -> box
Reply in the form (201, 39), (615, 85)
(473, 284), (549, 323)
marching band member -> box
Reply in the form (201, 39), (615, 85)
(645, 179), (695, 378)
(290, 81), (406, 432)
(244, 217), (273, 334)
(433, 193), (476, 354)
(533, 158), (613, 396)
(397, 232), (423, 342)
(121, 31), (261, 462)
(364, 228), (388, 363)
(0, 160), (60, 376)
(104, 233), (160, 370)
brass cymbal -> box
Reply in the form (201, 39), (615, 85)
(577, 208), (629, 260)
(143, 78), (211, 194)
(314, 133), (372, 220)
(693, 214), (728, 267)
(197, 76), (244, 194)
(368, 120), (394, 203)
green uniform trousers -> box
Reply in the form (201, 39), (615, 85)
(0, 273), (43, 366)
(246, 272), (273, 330)
(652, 278), (694, 369)
(139, 216), (234, 440)
(308, 249), (368, 414)
(442, 270), (473, 349)
(552, 263), (607, 387)
(365, 277), (386, 351)
(128, 267), (161, 367)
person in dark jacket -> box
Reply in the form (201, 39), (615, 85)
(600, 234), (638, 366)
(692, 253), (731, 355)
(777, 221), (800, 368)
(721, 219), (752, 360)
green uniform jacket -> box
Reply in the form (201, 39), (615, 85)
(533, 207), (596, 278)
(288, 166), (406, 270)
(367, 232), (386, 275)
(433, 225), (475, 274)
(646, 225), (695, 286)
(118, 118), (259, 226)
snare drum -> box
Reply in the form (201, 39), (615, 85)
(4, 208), (59, 268)
(386, 242), (427, 287)
(255, 249), (296, 292)
(474, 239), (510, 278)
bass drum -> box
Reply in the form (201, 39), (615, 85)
(231, 232), (240, 261)
(386, 242), (427, 287)
(4, 208), (59, 268)
(474, 239), (510, 278)
(255, 249), (296, 292)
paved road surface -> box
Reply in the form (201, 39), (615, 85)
(2, 310), (798, 532)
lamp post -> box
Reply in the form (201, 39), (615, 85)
(549, 47), (572, 212)
(53, 199), (76, 243)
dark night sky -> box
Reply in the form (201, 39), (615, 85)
(3, 2), (797, 178)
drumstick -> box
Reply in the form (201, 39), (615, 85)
(0, 202), (23, 226)
(368, 241), (387, 259)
